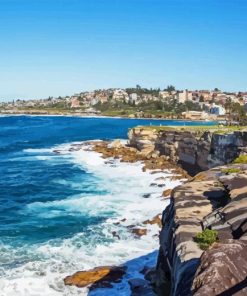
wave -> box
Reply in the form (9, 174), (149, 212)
(0, 141), (182, 296)
(23, 148), (53, 153)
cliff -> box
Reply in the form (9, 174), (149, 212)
(156, 164), (247, 295)
(128, 126), (247, 295)
(62, 128), (247, 295)
(128, 126), (247, 175)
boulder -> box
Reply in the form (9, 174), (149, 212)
(64, 266), (126, 289)
(131, 228), (148, 237)
(193, 240), (247, 296)
(143, 214), (162, 227)
(111, 139), (123, 149)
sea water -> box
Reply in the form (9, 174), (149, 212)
(0, 116), (215, 295)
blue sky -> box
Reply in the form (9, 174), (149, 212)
(0, 0), (246, 101)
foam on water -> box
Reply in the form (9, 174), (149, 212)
(0, 141), (183, 296)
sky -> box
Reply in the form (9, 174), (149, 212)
(0, 0), (246, 101)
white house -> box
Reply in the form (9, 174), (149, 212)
(210, 104), (226, 115)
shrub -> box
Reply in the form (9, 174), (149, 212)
(194, 229), (218, 250)
(221, 168), (241, 174)
(233, 155), (247, 164)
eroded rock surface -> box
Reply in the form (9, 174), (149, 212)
(193, 240), (247, 296)
(91, 140), (189, 178)
(157, 164), (247, 296)
(128, 127), (247, 174)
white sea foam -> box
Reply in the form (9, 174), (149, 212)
(0, 141), (183, 296)
(23, 148), (53, 153)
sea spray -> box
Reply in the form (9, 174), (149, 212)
(0, 141), (182, 296)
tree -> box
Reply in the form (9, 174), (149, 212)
(225, 100), (247, 126)
(165, 85), (176, 93)
(199, 95), (204, 102)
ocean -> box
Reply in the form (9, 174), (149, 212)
(0, 116), (215, 296)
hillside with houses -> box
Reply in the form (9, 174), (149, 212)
(1, 86), (247, 123)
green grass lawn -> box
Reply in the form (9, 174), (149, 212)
(134, 125), (247, 133)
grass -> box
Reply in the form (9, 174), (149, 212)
(221, 168), (242, 174)
(134, 125), (177, 131)
(194, 229), (218, 250)
(101, 109), (177, 118)
(132, 125), (247, 134)
(213, 126), (246, 134)
(135, 125), (218, 133)
(233, 155), (247, 164)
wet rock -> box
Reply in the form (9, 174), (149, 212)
(112, 231), (120, 240)
(128, 278), (156, 296)
(131, 228), (148, 237)
(90, 138), (188, 178)
(143, 193), (151, 198)
(162, 189), (172, 198)
(64, 266), (126, 289)
(144, 267), (158, 285)
(143, 214), (162, 227)
(53, 150), (61, 154)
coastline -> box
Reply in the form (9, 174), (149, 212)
(2, 117), (246, 295)
(0, 136), (187, 296)
(0, 113), (217, 125)
(59, 140), (188, 295)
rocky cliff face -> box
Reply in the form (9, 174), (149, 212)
(156, 164), (247, 296)
(128, 127), (247, 174)
(128, 127), (247, 295)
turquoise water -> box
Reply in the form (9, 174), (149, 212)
(0, 116), (215, 295)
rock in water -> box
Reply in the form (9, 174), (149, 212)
(128, 278), (156, 296)
(162, 189), (172, 198)
(64, 266), (126, 289)
(143, 214), (162, 227)
(131, 228), (148, 237)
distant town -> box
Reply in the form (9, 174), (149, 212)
(1, 85), (247, 123)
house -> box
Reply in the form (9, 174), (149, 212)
(199, 90), (211, 101)
(210, 104), (226, 115)
(159, 91), (170, 99)
(177, 90), (193, 103)
(112, 89), (129, 102)
(70, 97), (80, 108)
(129, 93), (139, 104)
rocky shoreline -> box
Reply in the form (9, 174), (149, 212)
(61, 125), (247, 295)
(57, 139), (188, 295)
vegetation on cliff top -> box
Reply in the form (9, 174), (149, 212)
(194, 229), (218, 250)
(221, 168), (242, 174)
(133, 125), (247, 133)
(233, 155), (247, 164)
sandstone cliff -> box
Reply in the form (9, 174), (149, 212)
(128, 126), (247, 174)
(128, 126), (247, 295)
(62, 130), (247, 295)
(155, 164), (247, 296)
